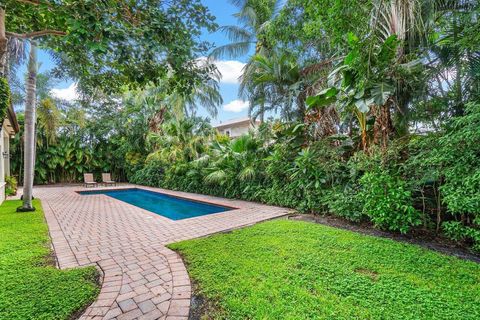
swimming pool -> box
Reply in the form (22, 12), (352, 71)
(78, 188), (233, 220)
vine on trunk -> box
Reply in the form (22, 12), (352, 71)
(0, 76), (10, 130)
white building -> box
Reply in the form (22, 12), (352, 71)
(213, 117), (261, 138)
(0, 104), (19, 203)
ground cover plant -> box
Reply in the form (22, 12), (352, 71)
(0, 200), (99, 319)
(170, 219), (480, 320)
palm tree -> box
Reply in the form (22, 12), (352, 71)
(425, 0), (480, 117)
(123, 63), (222, 134)
(240, 52), (305, 121)
(210, 0), (279, 59)
(18, 41), (37, 211)
(367, 0), (478, 135)
(168, 59), (223, 119)
(37, 98), (61, 146)
(204, 133), (262, 186)
(147, 117), (214, 163)
(210, 0), (282, 121)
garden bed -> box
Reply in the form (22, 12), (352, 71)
(290, 214), (480, 263)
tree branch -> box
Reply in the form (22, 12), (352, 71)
(15, 0), (51, 6)
(6, 30), (66, 39)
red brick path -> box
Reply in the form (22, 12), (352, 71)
(29, 185), (290, 320)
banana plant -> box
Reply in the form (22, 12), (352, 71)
(307, 33), (399, 151)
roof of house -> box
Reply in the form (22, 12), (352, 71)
(213, 117), (261, 129)
(6, 103), (19, 133)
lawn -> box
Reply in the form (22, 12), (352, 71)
(0, 200), (99, 319)
(170, 219), (480, 320)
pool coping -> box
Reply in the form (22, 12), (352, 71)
(75, 187), (240, 213)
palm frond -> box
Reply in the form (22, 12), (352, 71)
(6, 38), (27, 77)
(370, 0), (425, 43)
(209, 42), (253, 59)
(192, 154), (211, 168)
(217, 25), (254, 43)
(204, 170), (227, 184)
(433, 0), (477, 12)
(238, 166), (256, 181)
(237, 6), (258, 28)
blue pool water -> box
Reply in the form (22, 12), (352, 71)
(78, 188), (232, 220)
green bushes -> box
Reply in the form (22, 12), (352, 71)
(0, 77), (11, 130)
(359, 172), (421, 233)
(324, 185), (364, 222)
(130, 105), (480, 251)
(424, 103), (480, 249)
(443, 222), (480, 252)
(130, 160), (165, 187)
(436, 103), (480, 215)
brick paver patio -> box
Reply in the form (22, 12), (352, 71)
(29, 185), (291, 320)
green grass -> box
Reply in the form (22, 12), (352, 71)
(0, 200), (99, 319)
(169, 219), (480, 320)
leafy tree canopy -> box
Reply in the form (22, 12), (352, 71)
(3, 0), (217, 94)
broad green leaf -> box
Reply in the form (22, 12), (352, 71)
(354, 99), (369, 113)
(371, 82), (394, 105)
(306, 88), (338, 109)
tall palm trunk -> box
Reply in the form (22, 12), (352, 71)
(452, 16), (464, 116)
(19, 42), (37, 211)
(0, 8), (7, 77)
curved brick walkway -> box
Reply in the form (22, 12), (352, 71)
(30, 185), (290, 320)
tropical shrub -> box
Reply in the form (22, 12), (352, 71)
(130, 160), (164, 187)
(436, 103), (480, 216)
(325, 185), (364, 222)
(359, 171), (421, 233)
(5, 176), (17, 196)
(423, 103), (480, 249)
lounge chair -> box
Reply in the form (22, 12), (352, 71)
(102, 173), (116, 187)
(83, 173), (98, 188)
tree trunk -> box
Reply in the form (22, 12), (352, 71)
(297, 92), (306, 121)
(19, 41), (37, 211)
(452, 16), (464, 116)
(373, 101), (394, 151)
(395, 80), (410, 137)
(0, 8), (7, 77)
(259, 102), (264, 123)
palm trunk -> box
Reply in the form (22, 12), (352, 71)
(297, 92), (306, 121)
(0, 8), (7, 77)
(255, 43), (265, 122)
(395, 80), (410, 136)
(259, 102), (264, 123)
(453, 17), (464, 116)
(373, 102), (394, 151)
(19, 42), (37, 211)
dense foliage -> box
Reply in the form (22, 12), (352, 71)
(3, 0), (217, 95)
(170, 220), (480, 319)
(0, 77), (10, 128)
(7, 0), (480, 251)
(10, 97), (148, 184)
(130, 103), (480, 250)
(130, 0), (480, 252)
(4, 175), (17, 196)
